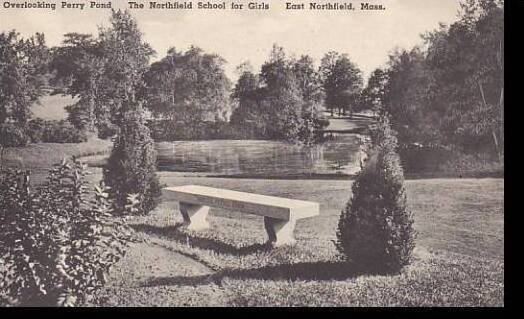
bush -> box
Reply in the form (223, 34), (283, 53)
(147, 116), (329, 143)
(0, 123), (29, 147)
(65, 101), (94, 132)
(42, 120), (88, 143)
(25, 119), (88, 144)
(437, 151), (504, 178)
(397, 143), (503, 177)
(0, 159), (133, 306)
(148, 119), (260, 141)
(298, 113), (329, 145)
(97, 121), (118, 140)
(336, 119), (416, 274)
(104, 104), (161, 215)
(25, 118), (47, 143)
(398, 143), (452, 174)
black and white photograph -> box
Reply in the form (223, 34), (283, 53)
(0, 0), (504, 307)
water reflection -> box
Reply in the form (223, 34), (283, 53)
(156, 134), (362, 177)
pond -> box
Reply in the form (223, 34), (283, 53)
(156, 133), (364, 178)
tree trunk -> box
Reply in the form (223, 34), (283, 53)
(478, 81), (502, 162)
(0, 147), (5, 170)
(492, 130), (501, 163)
(498, 86), (504, 163)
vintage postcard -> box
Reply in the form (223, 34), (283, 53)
(0, 0), (504, 308)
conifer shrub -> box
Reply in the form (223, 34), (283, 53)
(336, 118), (416, 274)
(103, 104), (161, 215)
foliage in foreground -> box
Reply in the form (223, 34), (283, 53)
(336, 119), (416, 273)
(0, 159), (133, 306)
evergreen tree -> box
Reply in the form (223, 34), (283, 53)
(99, 10), (161, 215)
(336, 118), (416, 273)
(103, 103), (161, 215)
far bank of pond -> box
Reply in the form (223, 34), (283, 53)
(155, 133), (364, 178)
(83, 115), (372, 179)
(78, 134), (364, 179)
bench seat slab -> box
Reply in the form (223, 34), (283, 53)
(179, 202), (210, 231)
(164, 185), (320, 221)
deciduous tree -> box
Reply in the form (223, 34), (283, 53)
(144, 46), (231, 132)
(320, 51), (363, 117)
(0, 31), (49, 125)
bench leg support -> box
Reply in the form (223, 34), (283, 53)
(179, 202), (210, 231)
(264, 217), (297, 247)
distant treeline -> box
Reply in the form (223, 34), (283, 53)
(1, 0), (504, 172)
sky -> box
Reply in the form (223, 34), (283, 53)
(0, 0), (463, 81)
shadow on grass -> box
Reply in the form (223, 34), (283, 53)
(131, 223), (366, 288)
(130, 223), (273, 256)
(140, 260), (362, 288)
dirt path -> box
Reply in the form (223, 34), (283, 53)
(324, 113), (376, 133)
(92, 241), (226, 307)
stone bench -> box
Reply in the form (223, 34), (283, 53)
(163, 185), (320, 246)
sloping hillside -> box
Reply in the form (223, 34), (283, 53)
(31, 94), (78, 120)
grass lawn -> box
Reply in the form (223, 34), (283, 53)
(2, 92), (107, 180)
(1, 137), (112, 184)
(31, 93), (76, 121)
(89, 173), (503, 307)
(325, 118), (370, 131)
